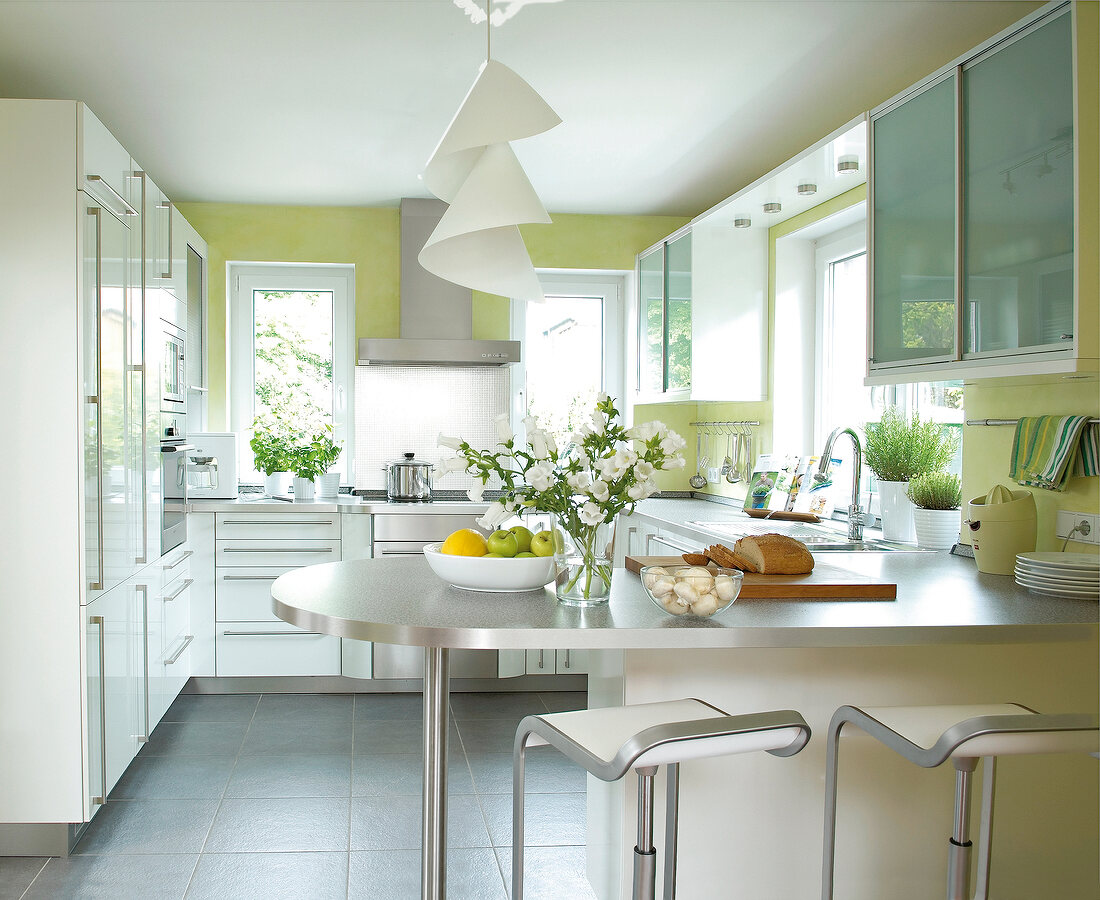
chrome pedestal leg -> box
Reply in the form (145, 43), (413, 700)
(423, 646), (450, 900)
(946, 759), (976, 900)
(663, 763), (679, 900)
(633, 766), (657, 900)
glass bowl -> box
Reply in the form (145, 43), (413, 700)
(639, 564), (743, 617)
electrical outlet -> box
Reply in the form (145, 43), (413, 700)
(706, 466), (721, 484)
(1055, 511), (1100, 545)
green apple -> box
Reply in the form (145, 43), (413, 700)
(529, 530), (555, 557)
(508, 525), (534, 554)
(484, 552), (505, 558)
(515, 551), (536, 559)
(486, 529), (519, 558)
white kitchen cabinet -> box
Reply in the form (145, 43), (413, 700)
(146, 546), (195, 729)
(523, 648), (588, 676)
(216, 622), (342, 677)
(635, 231), (692, 400)
(80, 105), (134, 214)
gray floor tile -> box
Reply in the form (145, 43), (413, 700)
(202, 797), (350, 852)
(141, 722), (249, 757)
(481, 792), (586, 848)
(449, 692), (547, 721)
(22, 854), (198, 900)
(454, 718), (525, 753)
(350, 794), (491, 851)
(349, 848), (506, 900)
(184, 851), (348, 900)
(352, 753), (474, 796)
(239, 720), (352, 756)
(353, 692), (423, 721)
(163, 693), (260, 724)
(225, 753), (352, 798)
(468, 750), (587, 794)
(253, 693), (352, 723)
(538, 691), (588, 713)
(496, 846), (597, 899)
(73, 800), (219, 854)
(111, 755), (236, 800)
(0, 857), (48, 900)
(353, 720), (459, 754)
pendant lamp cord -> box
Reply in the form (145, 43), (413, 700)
(486, 0), (491, 59)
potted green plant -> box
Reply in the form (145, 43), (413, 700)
(310, 427), (343, 499)
(907, 472), (962, 550)
(863, 407), (959, 542)
(250, 418), (293, 495)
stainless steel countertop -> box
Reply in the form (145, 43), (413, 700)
(272, 553), (1098, 651)
(187, 496), (491, 515)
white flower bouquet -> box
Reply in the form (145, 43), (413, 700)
(437, 394), (687, 603)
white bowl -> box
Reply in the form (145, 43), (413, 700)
(423, 542), (557, 593)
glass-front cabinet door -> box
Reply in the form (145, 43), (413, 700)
(962, 9), (1073, 357)
(664, 233), (692, 392)
(638, 246), (664, 395)
(871, 74), (957, 367)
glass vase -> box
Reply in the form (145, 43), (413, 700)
(554, 518), (613, 607)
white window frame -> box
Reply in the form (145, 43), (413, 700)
(510, 272), (627, 434)
(228, 263), (355, 481)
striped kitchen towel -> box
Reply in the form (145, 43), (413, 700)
(1010, 415), (1097, 491)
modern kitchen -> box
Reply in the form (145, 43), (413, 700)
(1, 1), (1097, 899)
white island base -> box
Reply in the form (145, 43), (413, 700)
(586, 641), (1098, 900)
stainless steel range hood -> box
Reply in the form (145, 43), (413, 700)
(357, 198), (521, 367)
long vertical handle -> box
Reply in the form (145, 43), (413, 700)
(87, 207), (105, 592)
(89, 615), (107, 805)
(132, 172), (148, 565)
(137, 585), (149, 743)
(159, 200), (173, 279)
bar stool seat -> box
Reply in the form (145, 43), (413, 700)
(513, 699), (810, 899)
(822, 702), (1099, 900)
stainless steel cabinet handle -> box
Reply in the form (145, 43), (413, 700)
(222, 630), (323, 637)
(646, 533), (696, 554)
(159, 199), (173, 278)
(537, 650), (545, 669)
(89, 615), (106, 805)
(563, 650), (571, 669)
(164, 634), (193, 665)
(86, 174), (138, 216)
(87, 207), (104, 593)
(132, 172), (148, 566)
(222, 574), (280, 581)
(222, 547), (333, 553)
(221, 520), (334, 526)
(137, 585), (149, 742)
(162, 578), (193, 602)
(162, 550), (193, 571)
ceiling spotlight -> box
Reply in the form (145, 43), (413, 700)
(837, 155), (860, 175)
(797, 182), (817, 196)
(763, 202), (782, 214)
(733, 216), (751, 228)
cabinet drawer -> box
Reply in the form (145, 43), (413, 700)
(216, 622), (341, 677)
(216, 513), (341, 540)
(216, 566), (298, 621)
(215, 539), (339, 567)
(159, 547), (193, 579)
(373, 515), (482, 542)
(160, 573), (192, 645)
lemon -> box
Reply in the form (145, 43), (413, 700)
(440, 528), (489, 557)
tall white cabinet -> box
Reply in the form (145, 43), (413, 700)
(0, 100), (200, 853)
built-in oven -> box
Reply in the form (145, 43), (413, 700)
(159, 412), (191, 555)
(161, 321), (186, 413)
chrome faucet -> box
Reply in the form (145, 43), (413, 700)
(814, 427), (866, 541)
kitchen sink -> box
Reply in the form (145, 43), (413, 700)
(686, 520), (922, 552)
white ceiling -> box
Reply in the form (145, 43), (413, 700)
(0, 0), (1040, 217)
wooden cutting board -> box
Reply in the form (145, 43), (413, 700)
(625, 555), (897, 600)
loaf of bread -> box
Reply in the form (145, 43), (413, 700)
(733, 533), (814, 574)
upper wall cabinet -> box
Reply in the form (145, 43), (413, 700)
(868, 2), (1093, 383)
(637, 231), (692, 398)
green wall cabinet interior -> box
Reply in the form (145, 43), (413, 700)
(638, 232), (692, 396)
(870, 4), (1077, 379)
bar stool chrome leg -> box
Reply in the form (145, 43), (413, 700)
(663, 763), (680, 900)
(512, 727), (530, 900)
(633, 766), (658, 900)
(946, 758), (976, 900)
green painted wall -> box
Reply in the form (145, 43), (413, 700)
(177, 203), (685, 428)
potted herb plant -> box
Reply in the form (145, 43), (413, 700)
(863, 407), (959, 542)
(310, 426), (343, 499)
(249, 418), (292, 495)
(906, 472), (962, 550)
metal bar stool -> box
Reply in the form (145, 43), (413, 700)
(821, 703), (1099, 900)
(512, 699), (811, 900)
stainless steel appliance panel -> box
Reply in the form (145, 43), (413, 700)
(372, 643), (498, 679)
(160, 322), (186, 414)
(373, 514), (483, 542)
(160, 441), (191, 554)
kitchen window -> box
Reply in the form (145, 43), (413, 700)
(229, 264), (354, 479)
(511, 274), (625, 447)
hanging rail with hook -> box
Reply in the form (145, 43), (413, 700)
(965, 418), (1099, 426)
(689, 421), (760, 430)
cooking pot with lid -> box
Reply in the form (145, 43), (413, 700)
(385, 452), (433, 501)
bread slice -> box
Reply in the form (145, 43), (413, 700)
(733, 533), (814, 574)
(705, 543), (759, 573)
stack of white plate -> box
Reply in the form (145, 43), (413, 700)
(1015, 551), (1100, 600)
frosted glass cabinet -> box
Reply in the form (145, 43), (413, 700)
(869, 2), (1082, 380)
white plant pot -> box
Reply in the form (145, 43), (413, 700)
(292, 476), (316, 501)
(913, 508), (960, 550)
(317, 471), (340, 499)
(264, 472), (289, 495)
(878, 480), (916, 543)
